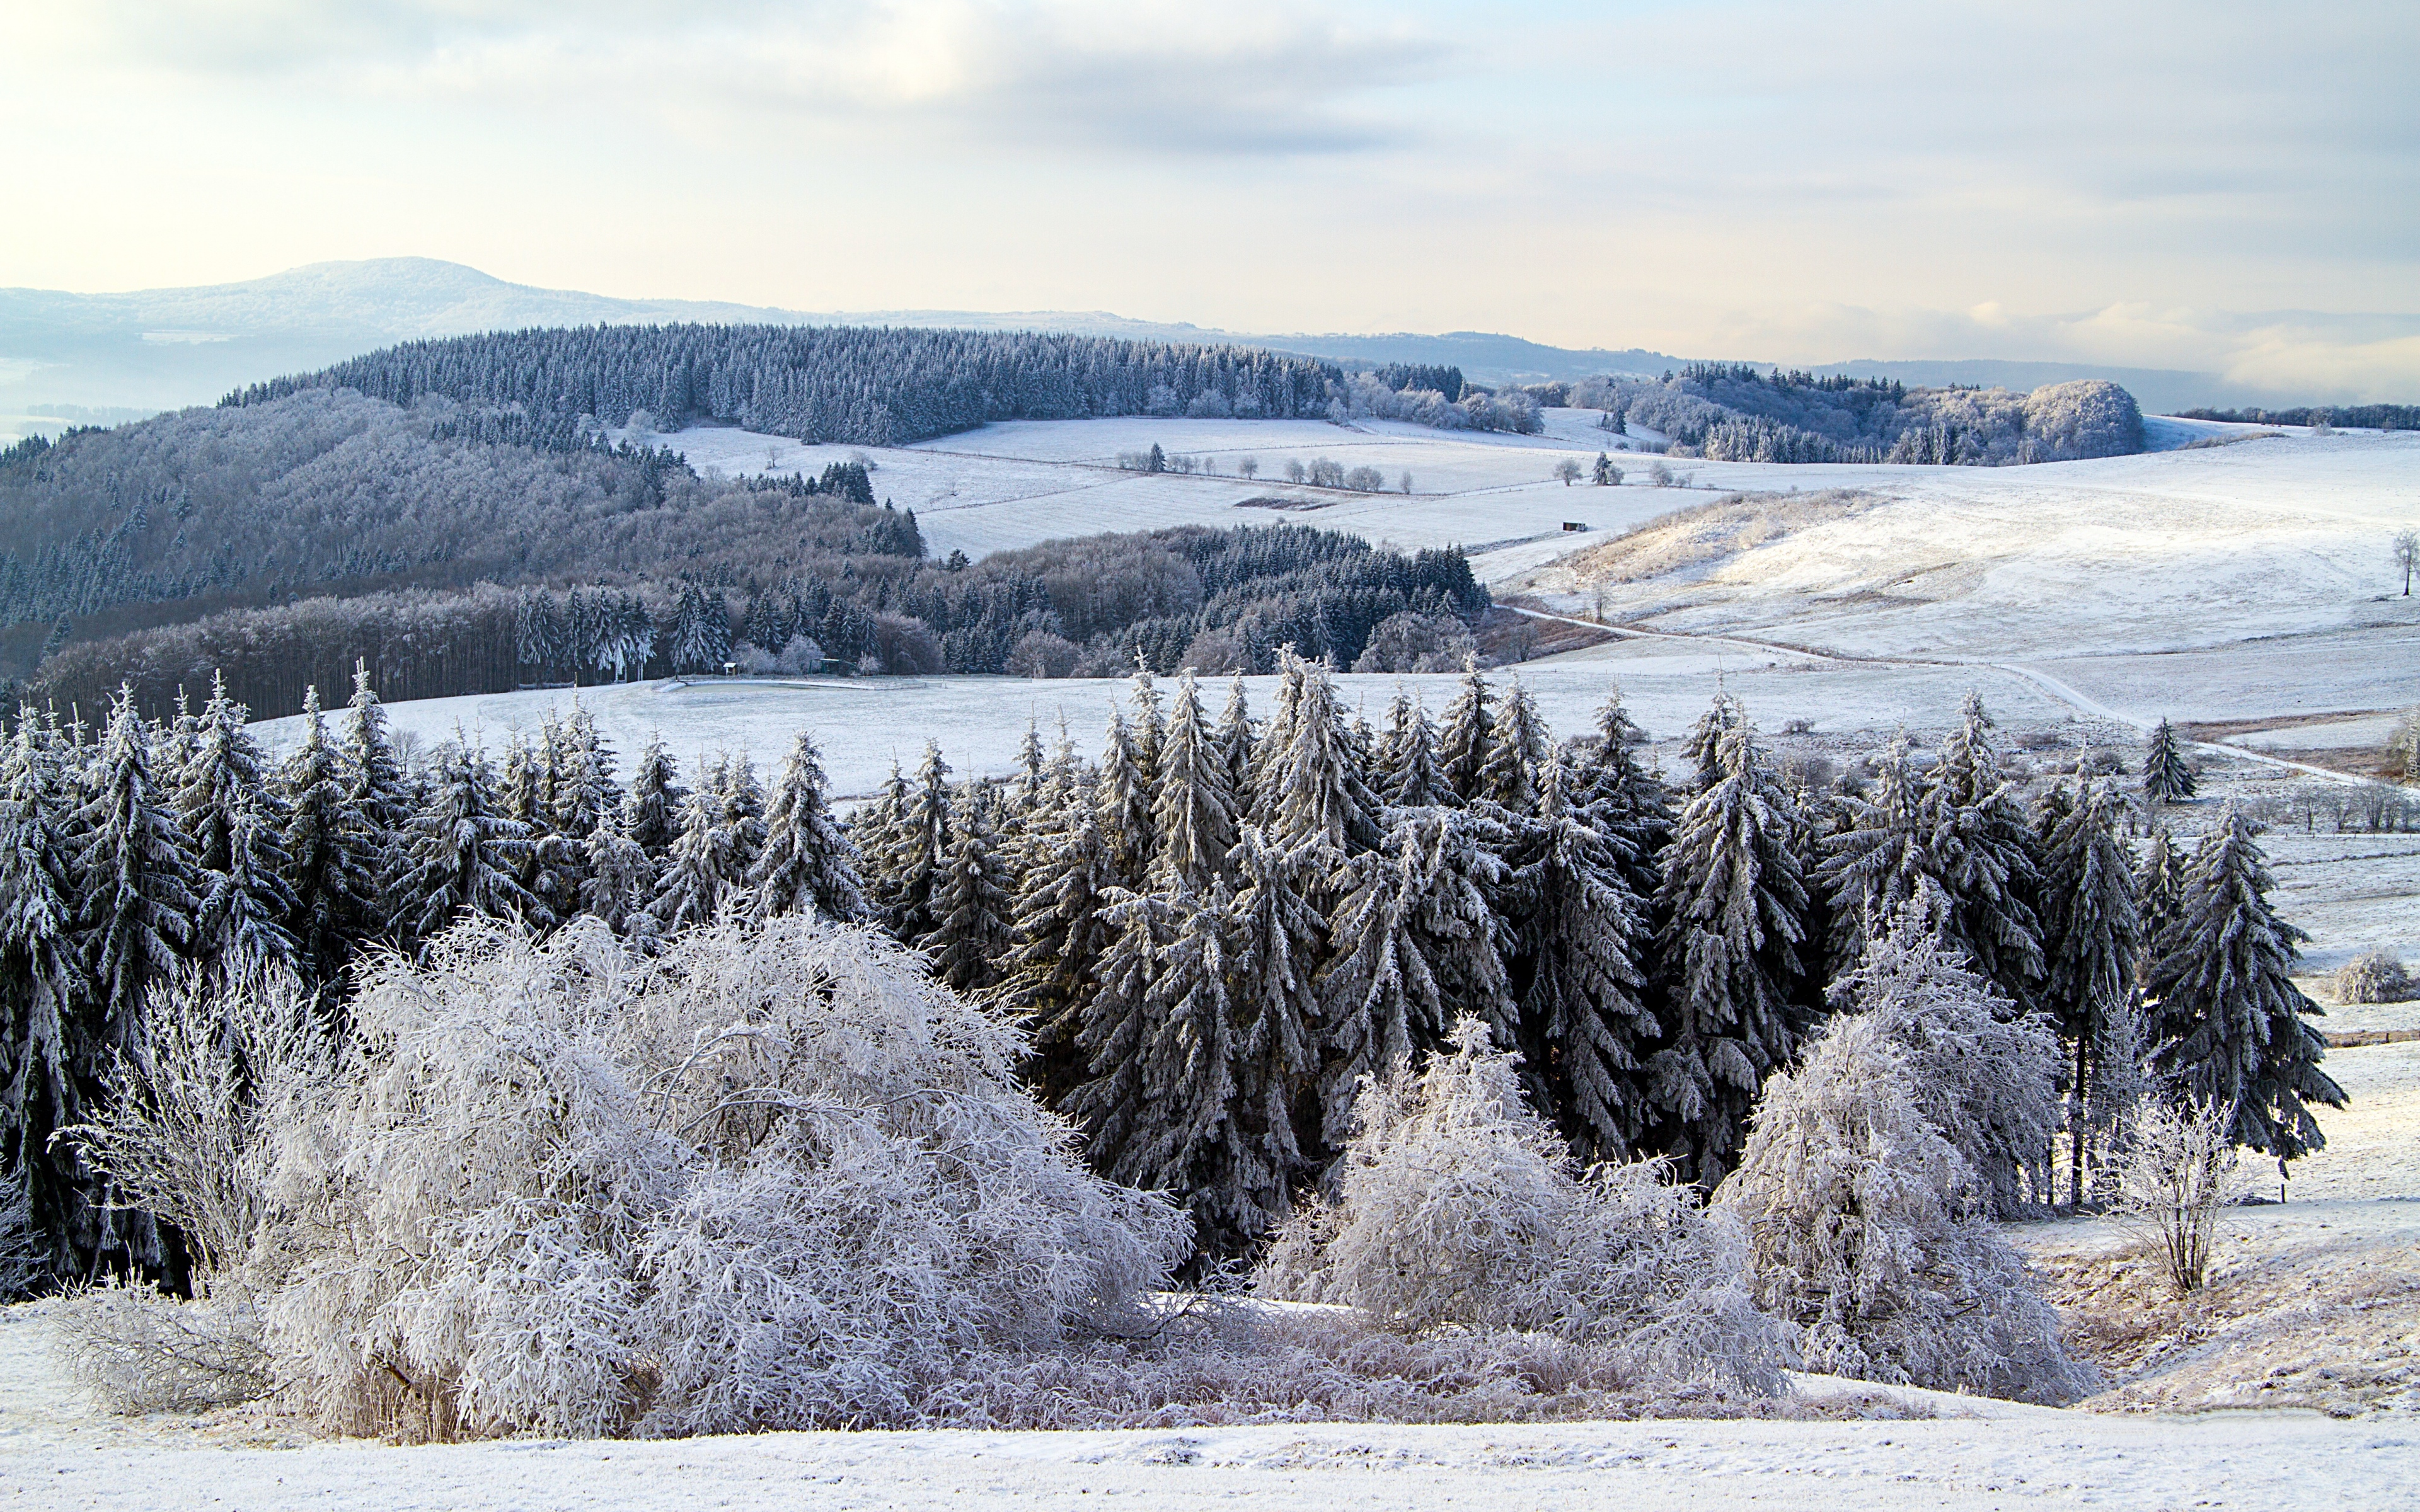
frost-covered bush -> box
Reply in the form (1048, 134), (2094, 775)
(1351, 610), (1479, 674)
(2334, 950), (2414, 1004)
(1829, 901), (2063, 1217)
(257, 916), (1191, 1440)
(734, 634), (824, 675)
(1720, 1012), (2095, 1404)
(1260, 1022), (1787, 1395)
(50, 1280), (272, 1414)
(2103, 1097), (2251, 1294)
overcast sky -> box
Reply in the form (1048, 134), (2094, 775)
(9, 1), (2416, 396)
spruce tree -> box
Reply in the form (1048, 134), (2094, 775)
(1213, 674), (1256, 808)
(1318, 837), (1446, 1135)
(926, 785), (1015, 993)
(0, 719), (85, 1280)
(1647, 706), (1809, 1184)
(1478, 675), (1549, 813)
(746, 731), (868, 923)
(716, 751), (770, 879)
(1149, 670), (1237, 892)
(625, 733), (688, 858)
(2147, 806), (2344, 1159)
(1572, 687), (1674, 906)
(2138, 823), (2187, 950)
(1436, 658), (1493, 802)
(1264, 651), (1381, 863)
(1095, 707), (1156, 889)
(1385, 695), (1449, 808)
(876, 743), (955, 948)
(1926, 693), (2046, 1008)
(72, 687), (199, 1029)
(1681, 693), (1743, 789)
(392, 740), (546, 944)
(2143, 718), (2196, 805)
(277, 686), (377, 987)
(178, 675), (297, 982)
(1006, 759), (1121, 1109)
(2039, 777), (2144, 1203)
(1064, 887), (1181, 1206)
(648, 787), (742, 934)
(579, 799), (656, 937)
(339, 662), (413, 917)
(1218, 828), (1325, 1222)
(1501, 757), (1657, 1160)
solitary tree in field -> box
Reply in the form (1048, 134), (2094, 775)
(2143, 719), (2196, 805)
(1238, 456), (1259, 481)
(1555, 458), (1584, 486)
(2394, 528), (2419, 595)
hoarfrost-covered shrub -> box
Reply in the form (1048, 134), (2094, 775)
(50, 1280), (272, 1414)
(1351, 610), (1479, 674)
(1260, 1022), (1787, 1395)
(1829, 900), (2064, 1217)
(259, 915), (1191, 1440)
(2334, 950), (2413, 1004)
(2104, 1097), (2253, 1295)
(1720, 1013), (2096, 1404)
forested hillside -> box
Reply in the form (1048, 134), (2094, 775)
(229, 324), (1347, 449)
(1575, 365), (2145, 464)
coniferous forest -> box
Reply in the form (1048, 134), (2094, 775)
(1, 655), (2342, 1292)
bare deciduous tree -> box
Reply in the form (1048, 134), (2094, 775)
(2393, 528), (2419, 595)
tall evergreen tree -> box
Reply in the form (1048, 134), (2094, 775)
(715, 752), (771, 879)
(1477, 676), (1549, 813)
(1264, 651), (1381, 863)
(1680, 693), (1743, 789)
(1572, 687), (1674, 905)
(1095, 707), (1156, 888)
(746, 731), (868, 922)
(1007, 760), (1121, 1109)
(926, 785), (1015, 993)
(2146, 806), (2344, 1160)
(1213, 674), (1256, 808)
(1436, 658), (1494, 802)
(648, 787), (742, 934)
(1384, 695), (1449, 808)
(1927, 693), (2046, 1008)
(277, 685), (377, 987)
(2040, 776), (2145, 1202)
(1149, 671), (1237, 892)
(175, 676), (296, 983)
(1647, 706), (1809, 1184)
(579, 799), (656, 938)
(875, 743), (955, 947)
(393, 740), (546, 944)
(2143, 718), (2196, 805)
(1218, 828), (1325, 1222)
(0, 719), (86, 1280)
(72, 687), (199, 1029)
(1501, 757), (1657, 1160)
(2137, 823), (2187, 952)
(624, 733), (688, 859)
(339, 662), (413, 920)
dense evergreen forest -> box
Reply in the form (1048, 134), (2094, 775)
(228, 325), (1348, 449)
(1, 660), (2341, 1285)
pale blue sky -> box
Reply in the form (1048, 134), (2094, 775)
(9, 1), (2416, 394)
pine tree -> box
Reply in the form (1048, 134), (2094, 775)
(2143, 718), (2196, 805)
(1384, 694), (1449, 807)
(72, 687), (199, 1028)
(715, 751), (770, 879)
(0, 719), (85, 1280)
(2146, 805), (2344, 1159)
(1006, 757), (1121, 1109)
(2039, 777), (2143, 1203)
(173, 675), (297, 983)
(1647, 707), (1809, 1184)
(1223, 827), (1326, 1172)
(277, 685), (377, 987)
(339, 662), (413, 919)
(1501, 757), (1657, 1160)
(648, 788), (742, 934)
(393, 740), (546, 944)
(625, 733), (688, 859)
(1213, 674), (1256, 808)
(927, 785), (1015, 993)
(1436, 658), (1493, 802)
(1264, 651), (1380, 864)
(1478, 676), (1549, 813)
(747, 731), (868, 923)
(1572, 687), (1674, 905)
(875, 743), (955, 947)
(1150, 670), (1237, 893)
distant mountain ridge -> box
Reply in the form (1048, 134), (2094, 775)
(1, 256), (2232, 425)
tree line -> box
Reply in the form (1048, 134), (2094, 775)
(1, 656), (2341, 1285)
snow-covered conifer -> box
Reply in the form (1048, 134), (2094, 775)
(1680, 693), (1742, 790)
(72, 687), (199, 1025)
(2137, 823), (2186, 949)
(392, 740), (546, 944)
(1436, 658), (1493, 802)
(578, 800), (655, 937)
(1317, 835), (1448, 1135)
(1148, 670), (1236, 892)
(1501, 758), (1656, 1160)
(647, 788), (742, 934)
(1647, 708), (1809, 1183)
(1925, 693), (2047, 1007)
(2143, 718), (2196, 804)
(1264, 651), (1380, 862)
(623, 733), (688, 859)
(1220, 827), (1326, 1177)
(1005, 782), (1121, 1109)
(1572, 687), (1674, 905)
(0, 719), (86, 1280)
(1478, 676), (1548, 813)
(877, 743), (955, 947)
(714, 751), (769, 879)
(926, 785), (1015, 993)
(746, 731), (868, 923)
(1126, 656), (1164, 788)
(277, 687), (376, 985)
(1213, 675), (1255, 807)
(2146, 805), (2344, 1158)
(2039, 777), (2145, 1201)
(176, 675), (296, 982)
(1093, 707), (1155, 888)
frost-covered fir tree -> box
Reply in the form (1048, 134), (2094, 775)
(1213, 675), (1256, 806)
(2039, 777), (2145, 1201)
(1008, 765), (1122, 1109)
(1572, 687), (1675, 907)
(1648, 705), (1809, 1184)
(1264, 651), (1381, 864)
(72, 688), (199, 1027)
(0, 719), (86, 1280)
(1478, 676), (1549, 813)
(1436, 658), (1494, 803)
(874, 743), (955, 948)
(648, 788), (743, 934)
(624, 733), (688, 859)
(550, 703), (620, 844)
(1381, 692), (1449, 808)
(926, 785), (1015, 993)
(1681, 693), (1743, 789)
(178, 675), (297, 982)
(1148, 671), (1237, 893)
(1925, 694), (2046, 1007)
(2137, 823), (2186, 951)
(277, 686), (377, 986)
(1126, 656), (1165, 789)
(746, 731), (868, 923)
(579, 799), (655, 937)
(1318, 832), (1450, 1136)
(1008, 720), (1047, 830)
(1245, 655), (1305, 822)
(2143, 718), (2196, 805)
(393, 740), (546, 944)
(2146, 805), (2344, 1159)
(713, 752), (770, 879)
(1220, 827), (1327, 1177)
(1500, 757), (1657, 1160)
(1095, 707), (1156, 889)
(339, 663), (413, 914)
